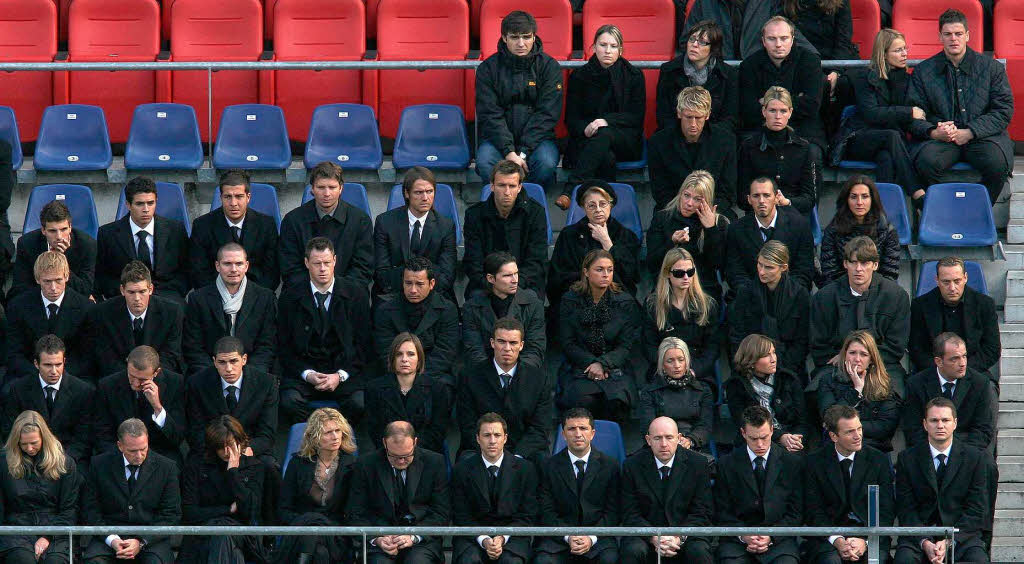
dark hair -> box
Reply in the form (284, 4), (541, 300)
(120, 260), (152, 286)
(216, 242), (247, 262)
(484, 251), (517, 277)
(124, 176), (158, 205)
(404, 256), (435, 281)
(213, 336), (246, 357)
(501, 10), (537, 36)
(34, 334), (66, 361)
(127, 346), (160, 371)
(490, 160), (526, 185)
(843, 236), (879, 263)
(304, 236), (335, 259)
(685, 20), (724, 60)
(750, 176), (778, 194)
(308, 161), (344, 186)
(823, 404), (859, 434)
(932, 332), (966, 359)
(218, 169), (251, 192)
(39, 200), (71, 228)
(204, 415), (250, 461)
(570, 249), (622, 295)
(562, 407), (595, 429)
(384, 421), (417, 441)
(401, 166), (436, 204)
(832, 174), (884, 237)
(741, 405), (773, 429)
(493, 316), (525, 340)
(939, 9), (969, 32)
(924, 396), (958, 419)
(476, 412), (508, 435)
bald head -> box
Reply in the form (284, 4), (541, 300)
(645, 416), (682, 463)
(648, 416), (679, 436)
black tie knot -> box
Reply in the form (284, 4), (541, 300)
(760, 226), (774, 241)
(942, 382), (955, 400)
(840, 458), (853, 476)
(225, 385), (239, 410)
(488, 465), (499, 479)
(499, 373), (512, 389)
(136, 231), (152, 268)
(574, 460), (586, 477)
(315, 292), (329, 308)
(44, 386), (56, 413)
(659, 465), (671, 480)
(936, 453), (949, 485)
(46, 303), (59, 319)
(411, 219), (422, 254)
(231, 226), (242, 243)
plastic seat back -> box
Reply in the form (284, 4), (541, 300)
(282, 422), (306, 475)
(116, 181), (192, 236)
(916, 260), (988, 296)
(995, 0), (1024, 143)
(918, 183), (996, 247)
(66, 0), (160, 143)
(212, 104), (292, 170)
(552, 420), (627, 465)
(876, 182), (912, 245)
(482, 182), (552, 244)
(304, 103), (383, 171)
(125, 103), (204, 170)
(0, 0), (57, 142)
(0, 107), (24, 170)
(212, 182), (282, 232)
(387, 184), (463, 245)
(274, 0), (368, 141)
(302, 183), (372, 219)
(393, 105), (471, 170)
(893, 0), (983, 59)
(810, 205), (823, 246)
(566, 182), (643, 240)
(24, 184), (100, 238)
(850, 0), (881, 59)
(34, 104), (113, 171)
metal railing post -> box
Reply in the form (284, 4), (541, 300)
(867, 484), (880, 564)
(362, 531), (367, 563)
(68, 530), (73, 564)
(656, 532), (662, 564)
(207, 67), (213, 158)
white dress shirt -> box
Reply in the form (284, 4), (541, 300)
(408, 209), (428, 238)
(302, 279), (350, 384)
(478, 453), (511, 548)
(565, 449), (598, 545)
(129, 218), (155, 258)
(41, 291), (65, 313)
(829, 450), (858, 545)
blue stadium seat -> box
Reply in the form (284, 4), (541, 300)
(34, 104), (112, 171)
(566, 183), (643, 241)
(116, 181), (192, 236)
(0, 106), (23, 170)
(125, 103), (204, 170)
(301, 183), (372, 219)
(810, 205), (823, 246)
(876, 182), (912, 245)
(552, 420), (627, 465)
(837, 106), (878, 170)
(388, 183), (463, 245)
(212, 104), (291, 170)
(951, 162), (974, 171)
(308, 399), (340, 410)
(392, 104), (470, 170)
(918, 183), (997, 247)
(916, 260), (989, 296)
(304, 103), (383, 171)
(211, 182), (282, 232)
(481, 182), (552, 245)
(615, 140), (648, 171)
(23, 184), (100, 238)
(282, 422), (306, 475)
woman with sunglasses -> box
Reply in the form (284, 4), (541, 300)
(643, 247), (719, 390)
(655, 20), (738, 132)
(638, 337), (715, 456)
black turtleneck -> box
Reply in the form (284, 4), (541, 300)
(490, 292), (514, 318)
(886, 67), (909, 106)
(401, 296), (428, 329)
(764, 127), (788, 150)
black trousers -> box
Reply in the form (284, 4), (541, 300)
(567, 127), (641, 189)
(847, 129), (922, 195)
(279, 387), (364, 425)
(620, 537), (713, 564)
(893, 542), (989, 563)
(1, 547), (69, 564)
(364, 545), (441, 564)
(453, 549), (524, 564)
(532, 548), (619, 564)
(914, 140), (1009, 204)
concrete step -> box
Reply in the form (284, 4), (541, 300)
(1010, 218), (1024, 244)
(999, 484), (1024, 509)
(1000, 430), (1024, 455)
(1009, 272), (1024, 297)
(1003, 245), (1024, 270)
(992, 537), (1024, 562)
(999, 403), (1024, 429)
(1003, 381), (1024, 402)
(1002, 323), (1024, 348)
(994, 510), (1024, 536)
(1001, 349), (1024, 373)
(999, 456), (1024, 482)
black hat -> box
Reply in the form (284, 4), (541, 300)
(575, 179), (618, 208)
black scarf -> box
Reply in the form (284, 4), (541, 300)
(580, 292), (612, 357)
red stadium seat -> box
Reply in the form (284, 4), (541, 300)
(168, 0), (268, 141)
(850, 0), (880, 59)
(375, 0), (470, 138)
(273, 0), (372, 142)
(583, 0), (675, 136)
(366, 0), (378, 40)
(58, 0), (72, 42)
(0, 0), (57, 143)
(62, 0), (161, 143)
(994, 0), (1024, 142)
(892, 0), (983, 60)
(471, 0), (484, 39)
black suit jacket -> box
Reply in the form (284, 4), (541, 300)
(372, 206), (457, 299)
(279, 453), (357, 525)
(78, 295), (183, 381)
(1, 373), (95, 463)
(347, 447), (451, 559)
(909, 286), (1001, 377)
(9, 228), (96, 300)
(364, 373), (451, 454)
(81, 450), (181, 562)
(901, 367), (994, 450)
(372, 292), (460, 384)
(4, 288), (91, 381)
(725, 206), (815, 293)
(189, 208), (280, 291)
(451, 450), (538, 561)
(93, 369), (186, 464)
(536, 448), (621, 555)
(457, 360), (552, 459)
(279, 200), (373, 291)
(95, 215), (190, 300)
(182, 281), (277, 376)
(621, 446), (712, 530)
(185, 367), (279, 457)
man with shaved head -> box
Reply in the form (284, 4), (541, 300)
(620, 416), (714, 564)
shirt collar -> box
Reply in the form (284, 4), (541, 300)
(310, 279), (336, 297)
(224, 213), (245, 230)
(655, 453), (676, 470)
(493, 359), (519, 379)
(747, 445), (771, 463)
(41, 291), (65, 309)
(756, 209), (778, 230)
(129, 217), (155, 237)
(929, 441), (953, 460)
(408, 209), (428, 226)
(835, 448), (856, 463)
(221, 375), (243, 392)
(127, 306), (147, 322)
(482, 452), (505, 469)
(123, 455), (135, 469)
(568, 449), (592, 467)
(850, 285), (863, 297)
(316, 203), (339, 220)
(937, 368), (958, 386)
(39, 375), (62, 391)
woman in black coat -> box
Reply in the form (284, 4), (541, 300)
(819, 174), (901, 283)
(726, 334), (809, 451)
(558, 249), (642, 422)
(275, 408), (358, 564)
(547, 180), (641, 313)
(179, 416), (268, 564)
(0, 411), (78, 564)
(639, 337), (715, 454)
(561, 24), (645, 209)
(656, 20), (738, 132)
(364, 333), (452, 454)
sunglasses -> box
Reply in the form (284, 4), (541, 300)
(670, 268), (696, 279)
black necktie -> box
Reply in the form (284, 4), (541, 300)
(394, 468), (407, 505)
(942, 382), (955, 400)
(754, 456), (767, 496)
(127, 464), (140, 493)
(315, 292), (329, 326)
(225, 385), (238, 412)
(659, 465), (671, 481)
(231, 226), (242, 243)
(488, 465), (499, 505)
(840, 458), (853, 499)
(46, 303), (59, 332)
(499, 373), (512, 390)
(574, 460), (586, 493)
(759, 226), (775, 241)
(44, 386), (56, 416)
(411, 220), (422, 254)
(135, 391), (149, 418)
(136, 231), (152, 270)
(936, 454), (948, 486)
(132, 316), (144, 345)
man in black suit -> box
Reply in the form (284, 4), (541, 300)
(452, 412), (538, 564)
(725, 178), (815, 295)
(804, 405), (895, 564)
(189, 169), (279, 290)
(279, 161), (372, 291)
(82, 418), (181, 564)
(79, 261), (183, 381)
(1, 334), (95, 465)
(535, 408), (620, 564)
(94, 346), (186, 466)
(182, 243), (277, 376)
(457, 317), (552, 462)
(95, 176), (190, 301)
(278, 236), (371, 424)
(373, 257), (459, 387)
(5, 251), (91, 380)
(902, 332), (994, 450)
(715, 405), (804, 564)
(347, 421), (451, 564)
(373, 166), (458, 300)
(894, 398), (992, 564)
(620, 416), (713, 564)
(9, 199), (96, 300)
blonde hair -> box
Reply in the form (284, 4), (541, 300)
(870, 28), (906, 81)
(664, 170), (724, 249)
(651, 248), (714, 329)
(592, 24), (624, 55)
(33, 251), (70, 281)
(837, 330), (892, 402)
(676, 86), (712, 116)
(656, 337), (691, 378)
(5, 411), (68, 481)
(757, 240), (791, 268)
(760, 86), (793, 110)
(297, 408), (357, 460)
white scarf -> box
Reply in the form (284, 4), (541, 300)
(216, 275), (247, 336)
